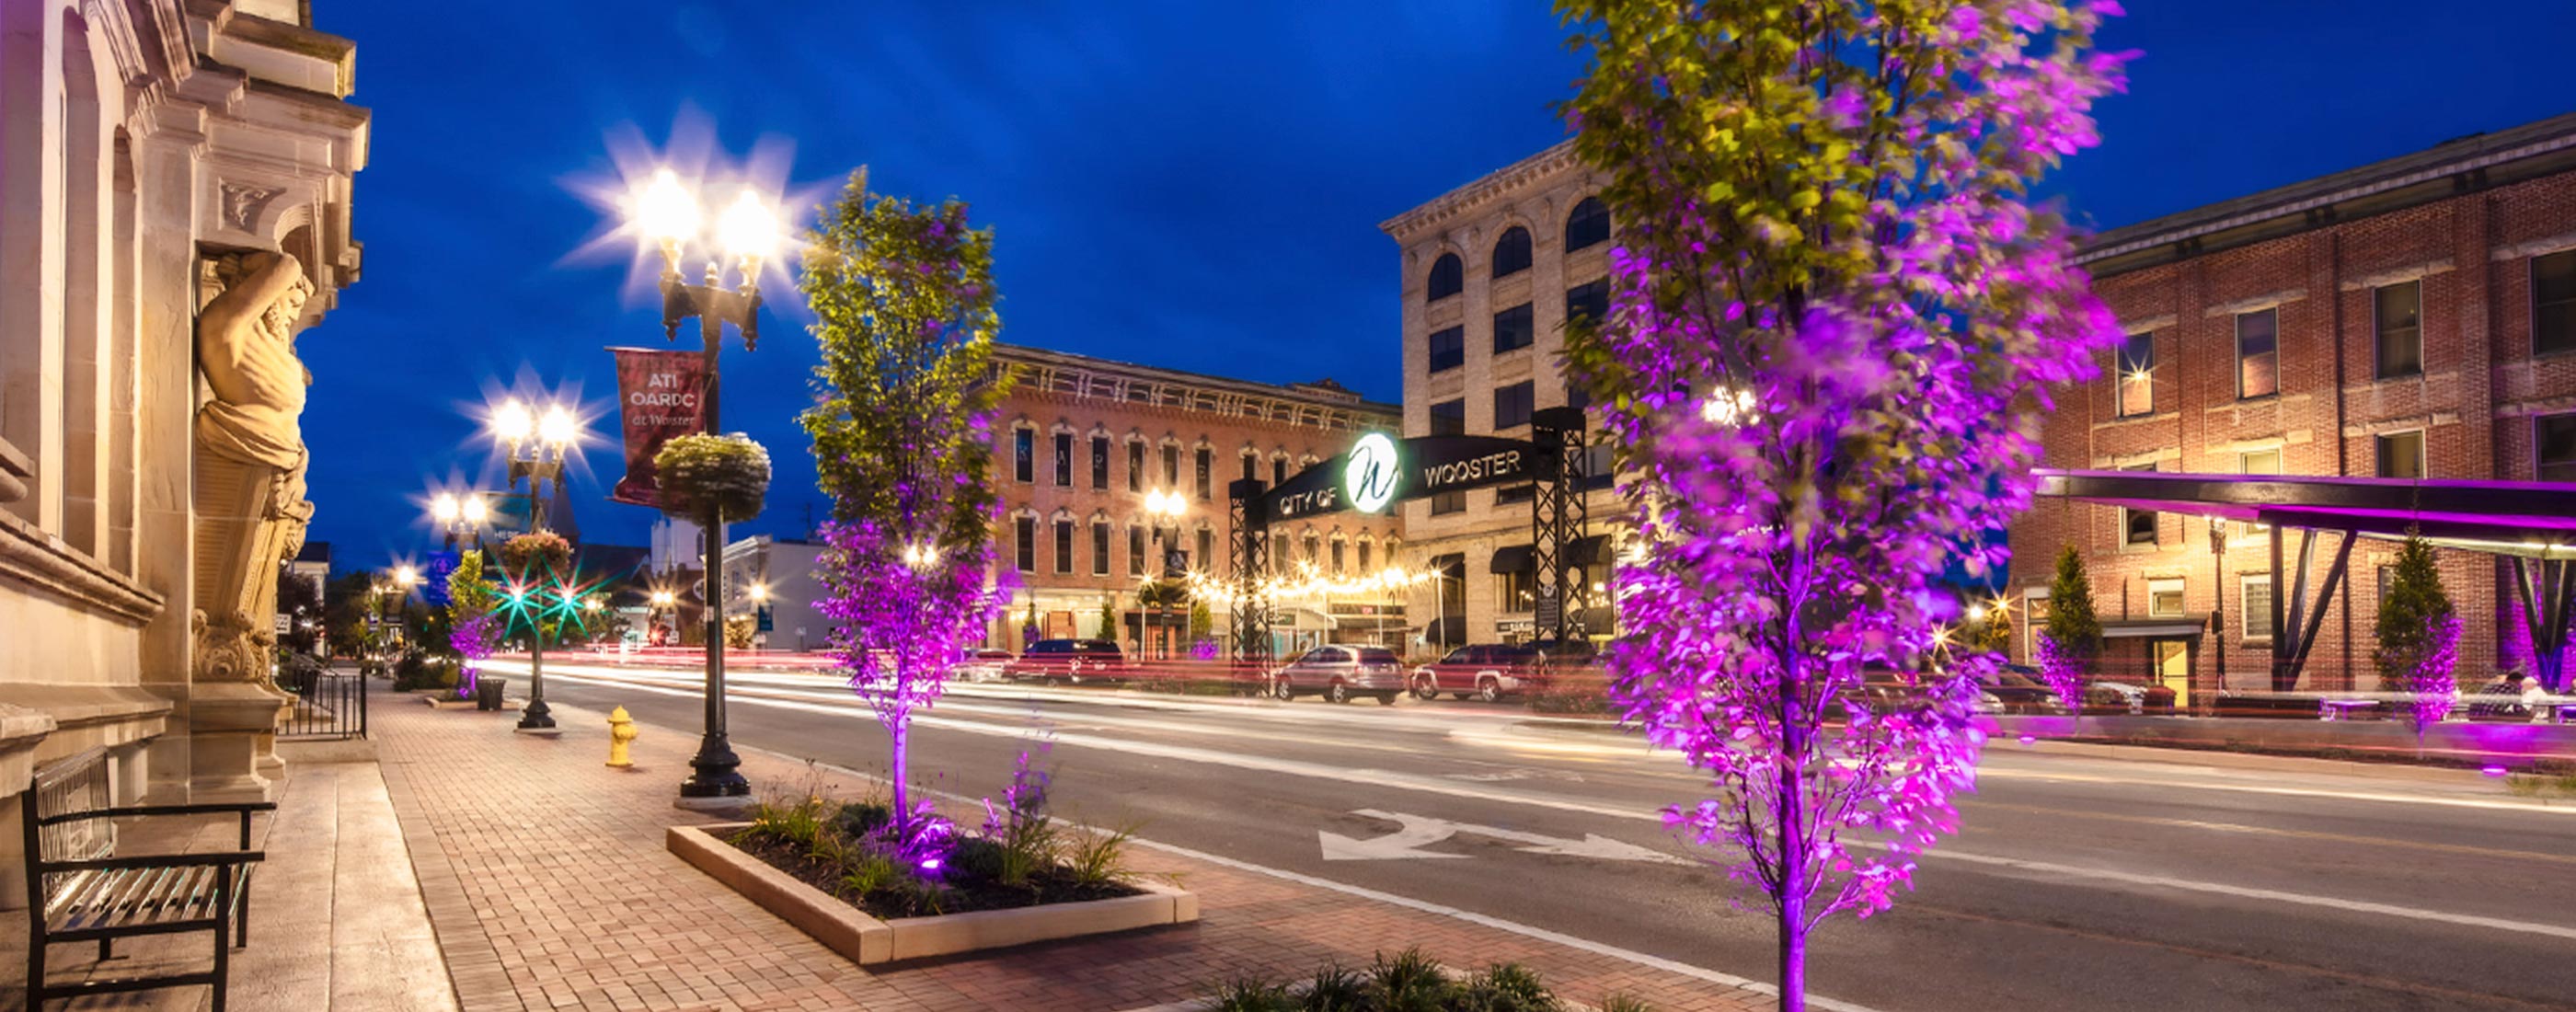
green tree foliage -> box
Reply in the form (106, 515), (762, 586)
(2043, 546), (2104, 668)
(2374, 534), (2456, 691)
(1189, 598), (1213, 643)
(1097, 596), (1121, 643)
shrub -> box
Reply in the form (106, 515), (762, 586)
(390, 653), (457, 692)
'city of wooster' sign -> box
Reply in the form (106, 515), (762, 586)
(1265, 434), (1545, 523)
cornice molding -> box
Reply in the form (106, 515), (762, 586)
(0, 512), (164, 626)
(1379, 141), (1584, 242)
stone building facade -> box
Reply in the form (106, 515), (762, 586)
(2007, 111), (2576, 702)
(987, 345), (1404, 657)
(0, 0), (366, 904)
(1381, 143), (1619, 650)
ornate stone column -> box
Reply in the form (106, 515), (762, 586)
(184, 250), (313, 801)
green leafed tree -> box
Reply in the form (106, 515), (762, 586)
(800, 168), (1010, 843)
(2375, 534), (2457, 696)
(1098, 595), (1121, 643)
(2043, 546), (2104, 667)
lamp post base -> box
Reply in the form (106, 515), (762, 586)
(516, 698), (557, 731)
(680, 732), (749, 798)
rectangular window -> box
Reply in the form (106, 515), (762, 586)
(1494, 381), (1535, 431)
(2375, 430), (2426, 479)
(1053, 432), (1074, 487)
(1431, 490), (1466, 515)
(2122, 463), (2157, 546)
(1499, 569), (1535, 612)
(1015, 516), (1036, 572)
(1358, 541), (1373, 571)
(1566, 280), (1609, 328)
(1162, 444), (1179, 488)
(1493, 303), (1535, 353)
(1127, 442), (1144, 492)
(1092, 522), (1110, 576)
(2240, 448), (2282, 474)
(2115, 331), (2155, 417)
(1330, 541), (1345, 573)
(2537, 250), (2576, 356)
(2242, 575), (2274, 641)
(2148, 578), (2185, 618)
(1429, 398), (1466, 437)
(1272, 457), (1288, 487)
(1197, 530), (1213, 574)
(1427, 325), (1466, 374)
(2375, 281), (2422, 379)
(1495, 484), (1535, 506)
(2539, 413), (2576, 482)
(1014, 430), (1035, 483)
(1241, 453), (1257, 482)
(1091, 436), (1110, 489)
(1054, 520), (1074, 574)
(1195, 448), (1212, 500)
(2236, 308), (2279, 398)
(1129, 526), (1146, 576)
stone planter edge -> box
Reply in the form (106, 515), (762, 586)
(668, 822), (1197, 966)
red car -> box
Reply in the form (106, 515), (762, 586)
(1409, 643), (1549, 703)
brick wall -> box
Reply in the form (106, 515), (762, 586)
(2008, 167), (2576, 696)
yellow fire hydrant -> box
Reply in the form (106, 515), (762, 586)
(605, 706), (638, 768)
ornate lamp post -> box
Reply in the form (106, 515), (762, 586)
(2207, 518), (2228, 714)
(632, 167), (779, 800)
(430, 491), (489, 551)
(492, 397), (579, 733)
(1143, 489), (1190, 659)
(649, 589), (677, 647)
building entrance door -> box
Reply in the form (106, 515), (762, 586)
(2152, 639), (2191, 711)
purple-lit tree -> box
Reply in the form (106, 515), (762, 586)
(1558, 2), (2130, 1006)
(800, 169), (1008, 848)
(2374, 533), (2460, 735)
(444, 550), (500, 699)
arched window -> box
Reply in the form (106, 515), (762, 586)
(1566, 197), (1610, 252)
(1425, 252), (1464, 302)
(1490, 226), (1532, 278)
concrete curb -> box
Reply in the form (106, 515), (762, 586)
(667, 822), (1199, 965)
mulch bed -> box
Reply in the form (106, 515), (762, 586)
(725, 830), (1140, 919)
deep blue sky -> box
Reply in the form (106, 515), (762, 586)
(305, 1), (2575, 574)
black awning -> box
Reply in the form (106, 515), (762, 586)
(1424, 615), (1467, 647)
(1429, 552), (1466, 575)
(1489, 546), (1535, 574)
(1568, 535), (1612, 566)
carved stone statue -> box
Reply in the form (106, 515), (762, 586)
(190, 251), (317, 684)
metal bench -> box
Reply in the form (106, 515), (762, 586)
(20, 748), (272, 1012)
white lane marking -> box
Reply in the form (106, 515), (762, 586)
(1976, 767), (2576, 817)
(1934, 848), (2576, 941)
(1121, 837), (1886, 1012)
(1327, 809), (1690, 864)
(538, 666), (2576, 944)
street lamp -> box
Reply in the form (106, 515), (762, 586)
(1142, 489), (1190, 660)
(649, 589), (678, 647)
(491, 397), (580, 733)
(631, 167), (779, 801)
(430, 491), (490, 551)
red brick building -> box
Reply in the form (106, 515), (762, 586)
(984, 345), (1405, 656)
(2007, 111), (2576, 704)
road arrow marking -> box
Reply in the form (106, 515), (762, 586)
(1322, 809), (1692, 864)
(1319, 811), (1473, 860)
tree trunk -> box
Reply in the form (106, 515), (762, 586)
(890, 719), (911, 836)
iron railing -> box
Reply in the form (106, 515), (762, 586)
(281, 668), (368, 740)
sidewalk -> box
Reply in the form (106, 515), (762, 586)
(372, 694), (1774, 1012)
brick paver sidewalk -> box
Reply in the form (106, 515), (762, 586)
(374, 694), (1771, 1012)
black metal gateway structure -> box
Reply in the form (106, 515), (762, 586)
(2036, 468), (2576, 694)
(1228, 407), (1592, 664)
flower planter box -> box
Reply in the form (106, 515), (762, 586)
(667, 822), (1197, 964)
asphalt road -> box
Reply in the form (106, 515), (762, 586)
(489, 658), (2576, 1012)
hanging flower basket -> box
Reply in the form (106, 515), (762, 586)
(658, 433), (771, 523)
(500, 531), (573, 583)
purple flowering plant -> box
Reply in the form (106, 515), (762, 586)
(1558, 2), (2132, 1006)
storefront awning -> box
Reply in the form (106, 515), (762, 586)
(1429, 552), (1466, 575)
(1569, 535), (1612, 567)
(1489, 545), (1535, 574)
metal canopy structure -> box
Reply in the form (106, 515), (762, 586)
(2034, 468), (2576, 692)
(1228, 407), (1591, 664)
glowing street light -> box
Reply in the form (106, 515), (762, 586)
(429, 490), (489, 550)
(902, 542), (940, 569)
(619, 167), (779, 803)
(489, 393), (581, 735)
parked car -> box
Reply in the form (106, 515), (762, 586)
(1983, 665), (2073, 715)
(953, 648), (1015, 683)
(1410, 643), (1547, 702)
(1006, 638), (1129, 684)
(1271, 645), (1409, 704)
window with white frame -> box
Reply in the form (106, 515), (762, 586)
(2237, 307), (2279, 398)
(2115, 331), (2155, 417)
(2241, 574), (2274, 641)
(2148, 578), (2185, 618)
(2375, 430), (2426, 479)
(2375, 281), (2422, 378)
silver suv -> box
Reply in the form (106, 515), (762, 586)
(1270, 645), (1408, 704)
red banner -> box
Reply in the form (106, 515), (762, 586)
(608, 347), (707, 507)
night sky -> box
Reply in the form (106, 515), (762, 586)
(304, 1), (2576, 574)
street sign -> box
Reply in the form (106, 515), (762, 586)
(1535, 584), (1561, 630)
(756, 605), (773, 633)
(273, 613), (291, 636)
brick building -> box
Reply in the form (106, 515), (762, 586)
(1380, 144), (1621, 650)
(2007, 111), (2576, 703)
(985, 345), (1404, 656)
